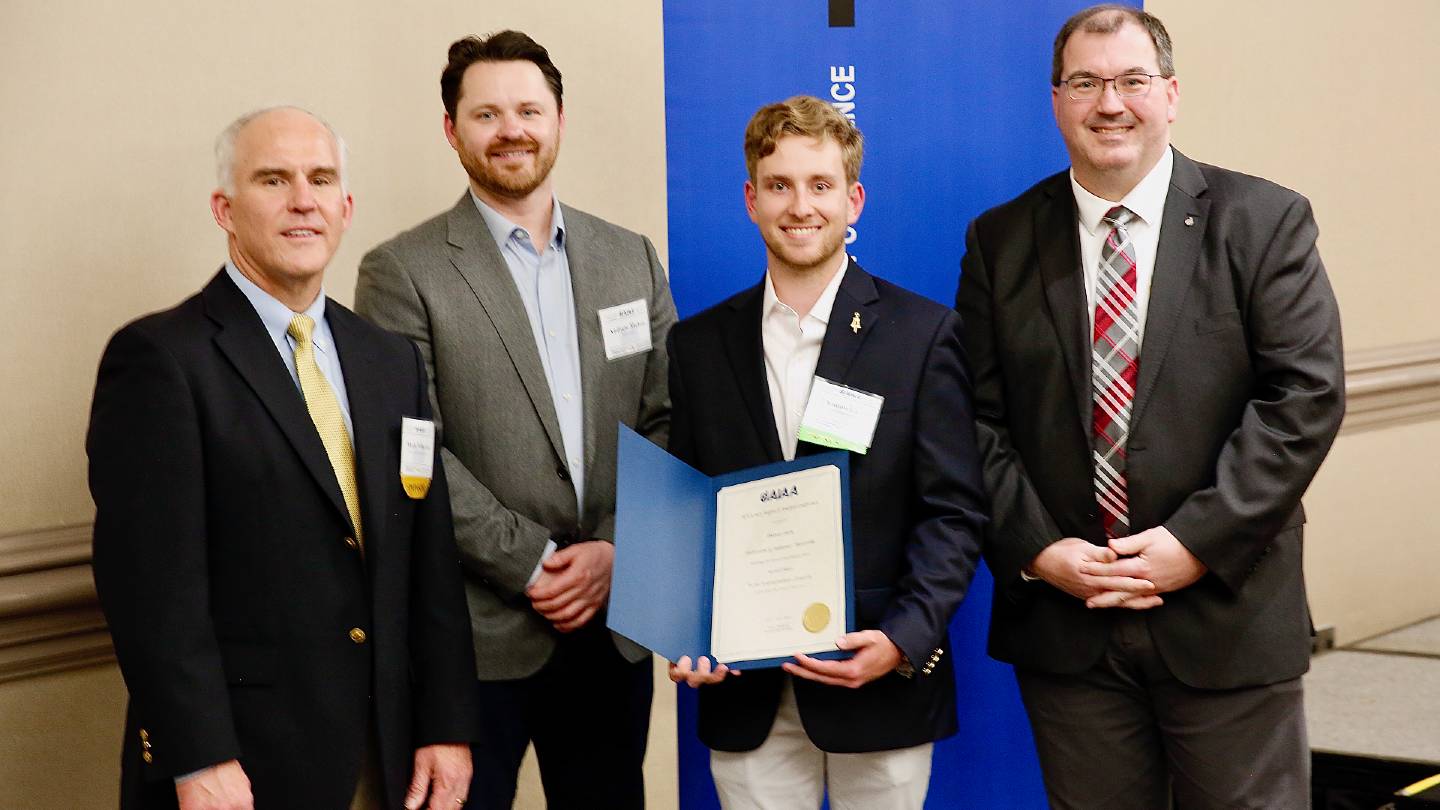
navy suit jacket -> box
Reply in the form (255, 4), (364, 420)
(89, 270), (478, 808)
(667, 260), (988, 753)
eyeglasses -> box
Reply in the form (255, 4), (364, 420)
(1060, 73), (1165, 101)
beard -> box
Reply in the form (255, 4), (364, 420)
(760, 224), (847, 276)
(457, 136), (559, 200)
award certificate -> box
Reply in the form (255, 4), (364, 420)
(609, 425), (853, 670)
(711, 466), (846, 663)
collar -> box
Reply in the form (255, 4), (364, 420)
(1071, 145), (1174, 235)
(224, 261), (330, 349)
(471, 191), (566, 251)
(762, 253), (850, 325)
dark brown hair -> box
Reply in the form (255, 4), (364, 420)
(441, 30), (564, 120)
(1051, 4), (1174, 85)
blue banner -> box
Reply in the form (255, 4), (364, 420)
(661, 2), (1135, 806)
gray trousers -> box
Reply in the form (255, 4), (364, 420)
(1016, 613), (1308, 810)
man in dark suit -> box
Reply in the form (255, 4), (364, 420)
(955, 6), (1345, 808)
(88, 106), (477, 810)
(668, 95), (987, 808)
(354, 31), (675, 810)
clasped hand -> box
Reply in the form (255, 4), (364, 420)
(1029, 527), (1207, 610)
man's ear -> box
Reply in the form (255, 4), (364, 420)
(443, 113), (459, 151)
(846, 181), (866, 225)
(210, 189), (234, 233)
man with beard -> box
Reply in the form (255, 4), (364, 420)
(667, 96), (987, 809)
(355, 31), (676, 810)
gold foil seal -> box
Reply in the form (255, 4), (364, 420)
(802, 602), (831, 634)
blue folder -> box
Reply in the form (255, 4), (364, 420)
(608, 425), (854, 670)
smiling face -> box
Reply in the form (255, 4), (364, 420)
(210, 108), (352, 309)
(1052, 20), (1178, 200)
(444, 59), (564, 206)
(745, 135), (864, 279)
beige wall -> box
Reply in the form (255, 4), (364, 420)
(1151, 0), (1440, 642)
(0, 664), (126, 808)
(4, 2), (1439, 808)
(1153, 0), (1440, 352)
(0, 0), (668, 536)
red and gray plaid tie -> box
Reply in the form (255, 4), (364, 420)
(1092, 206), (1139, 539)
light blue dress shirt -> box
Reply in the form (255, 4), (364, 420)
(472, 193), (586, 512)
(224, 262), (353, 441)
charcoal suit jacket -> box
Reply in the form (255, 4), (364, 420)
(955, 149), (1345, 689)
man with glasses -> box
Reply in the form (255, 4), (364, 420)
(955, 5), (1343, 808)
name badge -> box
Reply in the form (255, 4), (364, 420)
(399, 417), (435, 499)
(796, 377), (883, 454)
(598, 299), (652, 360)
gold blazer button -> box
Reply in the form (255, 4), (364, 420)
(349, 628), (367, 644)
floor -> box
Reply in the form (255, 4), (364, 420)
(1307, 613), (1440, 807)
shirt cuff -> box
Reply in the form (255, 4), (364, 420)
(526, 539), (558, 588)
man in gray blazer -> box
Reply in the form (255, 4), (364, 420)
(355, 31), (675, 810)
(955, 6), (1343, 809)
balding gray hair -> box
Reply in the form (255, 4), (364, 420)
(214, 105), (350, 195)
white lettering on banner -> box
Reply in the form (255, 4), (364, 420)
(828, 64), (859, 246)
(829, 65), (857, 118)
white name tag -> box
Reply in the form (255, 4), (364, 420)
(598, 299), (652, 361)
(796, 377), (884, 454)
(399, 417), (435, 499)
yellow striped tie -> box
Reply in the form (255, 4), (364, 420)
(288, 314), (363, 546)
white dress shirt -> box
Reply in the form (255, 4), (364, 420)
(1071, 146), (1174, 345)
(761, 254), (849, 461)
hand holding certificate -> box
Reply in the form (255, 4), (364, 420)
(609, 426), (854, 671)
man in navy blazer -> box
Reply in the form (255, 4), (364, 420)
(666, 96), (987, 808)
(88, 107), (477, 810)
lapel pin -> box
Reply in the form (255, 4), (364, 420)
(850, 312), (862, 334)
(1184, 215), (1195, 227)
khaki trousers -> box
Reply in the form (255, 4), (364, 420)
(709, 678), (932, 810)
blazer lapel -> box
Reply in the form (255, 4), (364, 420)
(444, 194), (567, 462)
(1131, 150), (1211, 431)
(561, 205), (609, 486)
(798, 260), (882, 460)
(1035, 179), (1094, 436)
(722, 282), (784, 463)
(813, 258), (880, 387)
(204, 271), (352, 531)
(328, 304), (389, 561)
